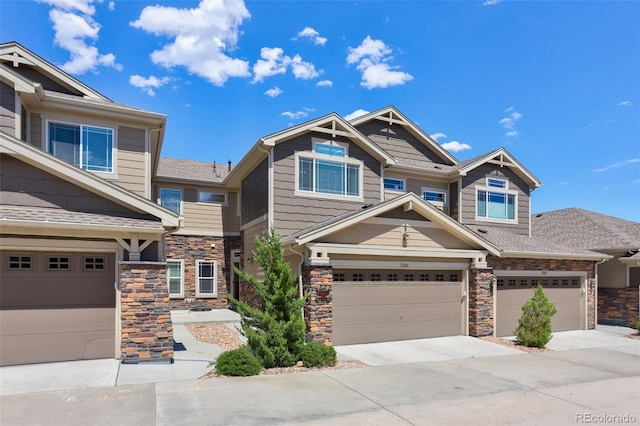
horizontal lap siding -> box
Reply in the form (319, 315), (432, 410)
(460, 164), (530, 234)
(272, 133), (381, 236)
(241, 159), (268, 225)
(356, 121), (445, 164)
(182, 201), (224, 234)
(117, 126), (146, 196)
(0, 82), (15, 136)
(29, 113), (41, 148)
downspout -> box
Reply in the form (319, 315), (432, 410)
(288, 244), (306, 318)
(593, 258), (608, 328)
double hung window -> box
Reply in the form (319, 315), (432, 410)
(48, 122), (113, 172)
(196, 260), (217, 297)
(159, 188), (182, 214)
(167, 260), (184, 298)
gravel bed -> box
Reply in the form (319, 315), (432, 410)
(478, 336), (552, 352)
(186, 322), (367, 377)
(626, 332), (640, 340)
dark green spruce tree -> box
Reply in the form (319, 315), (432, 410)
(230, 230), (307, 368)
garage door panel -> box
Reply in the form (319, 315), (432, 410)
(496, 283), (581, 337)
(335, 284), (461, 305)
(334, 302), (461, 326)
(334, 319), (461, 346)
(1, 308), (115, 335)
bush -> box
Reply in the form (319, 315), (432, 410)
(514, 285), (558, 348)
(214, 346), (262, 376)
(636, 320), (640, 333)
(300, 342), (337, 368)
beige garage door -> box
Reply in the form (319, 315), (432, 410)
(332, 269), (464, 345)
(496, 276), (582, 337)
(0, 251), (116, 366)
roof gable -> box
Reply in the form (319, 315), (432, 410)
(0, 41), (108, 100)
(349, 106), (458, 166)
(288, 192), (500, 255)
(455, 147), (542, 188)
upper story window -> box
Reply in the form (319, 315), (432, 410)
(476, 176), (517, 221)
(384, 178), (405, 191)
(198, 191), (227, 204)
(422, 188), (448, 211)
(159, 188), (182, 214)
(295, 140), (363, 200)
(48, 121), (113, 173)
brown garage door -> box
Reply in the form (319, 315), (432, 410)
(496, 276), (582, 337)
(332, 269), (464, 345)
(0, 251), (116, 366)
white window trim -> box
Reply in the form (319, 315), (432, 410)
(294, 151), (364, 202)
(45, 119), (116, 175)
(475, 185), (519, 223)
(312, 138), (349, 157)
(158, 188), (183, 214)
(197, 190), (228, 206)
(421, 187), (448, 209)
(486, 176), (509, 189)
(384, 177), (406, 192)
(167, 259), (184, 298)
(195, 259), (217, 298)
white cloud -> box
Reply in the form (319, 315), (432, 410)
(500, 106), (522, 137)
(38, 0), (121, 74)
(294, 27), (327, 46)
(252, 47), (321, 83)
(347, 36), (413, 89)
(441, 141), (472, 152)
(281, 110), (308, 120)
(618, 100), (634, 107)
(108, 1), (114, 11)
(344, 109), (369, 121)
(264, 87), (283, 98)
(129, 74), (171, 96)
(483, 0), (500, 5)
(316, 80), (333, 88)
(593, 158), (640, 173)
(131, 0), (251, 86)
(430, 132), (447, 141)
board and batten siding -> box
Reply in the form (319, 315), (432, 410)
(459, 164), (530, 234)
(272, 133), (382, 236)
(355, 121), (446, 164)
(241, 158), (268, 226)
(116, 126), (146, 197)
(0, 82), (15, 136)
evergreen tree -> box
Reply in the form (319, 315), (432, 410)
(230, 230), (307, 368)
(514, 284), (558, 348)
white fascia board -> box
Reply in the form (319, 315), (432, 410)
(1, 133), (180, 229)
(307, 242), (488, 259)
(0, 64), (36, 93)
(499, 251), (613, 261)
(457, 148), (542, 188)
(1, 220), (164, 236)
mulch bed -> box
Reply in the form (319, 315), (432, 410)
(478, 336), (552, 352)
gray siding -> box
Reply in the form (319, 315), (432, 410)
(29, 112), (41, 148)
(459, 164), (530, 234)
(1, 82), (15, 136)
(0, 154), (149, 217)
(272, 132), (382, 236)
(116, 126), (146, 196)
(450, 180), (459, 221)
(9, 64), (81, 95)
(355, 121), (446, 164)
(241, 158), (268, 225)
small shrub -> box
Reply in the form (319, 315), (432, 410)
(300, 342), (337, 368)
(636, 320), (640, 333)
(514, 285), (558, 348)
(214, 346), (262, 376)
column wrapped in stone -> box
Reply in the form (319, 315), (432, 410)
(302, 265), (333, 344)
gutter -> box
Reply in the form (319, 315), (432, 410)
(288, 244), (306, 319)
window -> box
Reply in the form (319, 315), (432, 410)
(196, 260), (217, 297)
(477, 176), (517, 221)
(84, 257), (105, 270)
(167, 260), (184, 298)
(384, 178), (405, 191)
(198, 191), (227, 204)
(295, 143), (362, 199)
(370, 273), (381, 282)
(8, 255), (31, 270)
(404, 274), (414, 281)
(422, 189), (447, 210)
(334, 273), (345, 282)
(48, 122), (113, 172)
(387, 273), (398, 281)
(314, 142), (346, 157)
(420, 273), (429, 281)
(352, 273), (364, 282)
(435, 274), (444, 282)
(159, 188), (182, 214)
(48, 256), (70, 270)
(449, 273), (459, 282)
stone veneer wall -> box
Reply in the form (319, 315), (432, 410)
(598, 287), (639, 328)
(488, 257), (596, 329)
(302, 265), (333, 344)
(165, 235), (241, 310)
(468, 269), (495, 336)
(120, 262), (174, 363)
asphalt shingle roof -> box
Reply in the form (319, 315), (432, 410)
(0, 205), (163, 230)
(156, 158), (232, 183)
(532, 208), (640, 250)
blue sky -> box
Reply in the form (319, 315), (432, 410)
(2, 0), (639, 221)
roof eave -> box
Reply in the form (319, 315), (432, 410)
(499, 250), (612, 261)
